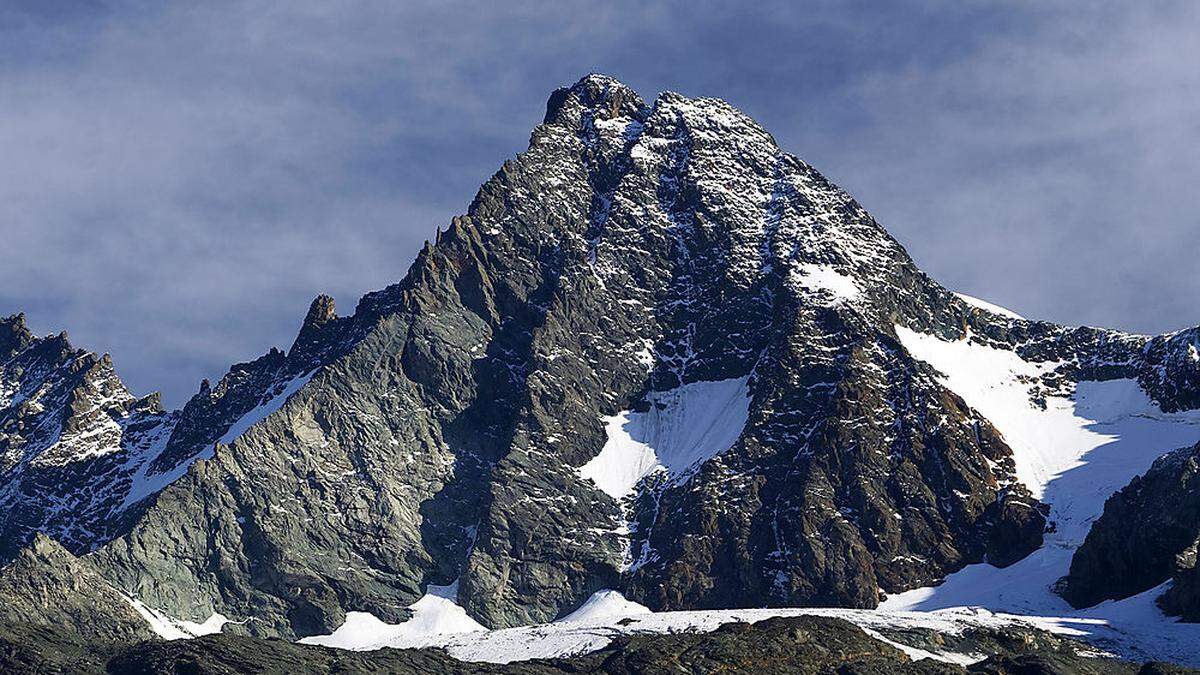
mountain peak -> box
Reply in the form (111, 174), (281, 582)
(289, 294), (339, 360)
(543, 73), (647, 126)
(1, 312), (26, 329)
(0, 312), (32, 358)
(303, 294), (337, 328)
(4, 74), (1200, 668)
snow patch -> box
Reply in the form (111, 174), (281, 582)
(557, 589), (651, 624)
(787, 264), (861, 303)
(953, 292), (1024, 320)
(123, 595), (228, 640)
(578, 376), (751, 501)
(299, 581), (486, 651)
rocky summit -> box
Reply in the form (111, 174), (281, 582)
(2, 75), (1200, 671)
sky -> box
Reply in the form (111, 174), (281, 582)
(2, 1), (1199, 407)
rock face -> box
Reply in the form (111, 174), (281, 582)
(1140, 329), (1200, 414)
(1062, 441), (1200, 613)
(1, 74), (1200, 646)
(0, 534), (155, 645)
(1160, 566), (1200, 622)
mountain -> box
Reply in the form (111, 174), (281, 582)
(3, 74), (1200, 669)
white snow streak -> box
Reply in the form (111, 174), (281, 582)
(217, 370), (316, 445)
(119, 370), (315, 511)
(123, 595), (228, 640)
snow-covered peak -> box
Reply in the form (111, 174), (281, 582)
(4, 74), (1200, 668)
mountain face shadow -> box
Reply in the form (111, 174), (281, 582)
(415, 264), (563, 589)
(1044, 380), (1200, 548)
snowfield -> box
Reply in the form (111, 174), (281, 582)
(299, 581), (486, 651)
(297, 586), (1001, 665)
(887, 324), (1200, 666)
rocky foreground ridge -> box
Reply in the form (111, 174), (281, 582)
(2, 75), (1200, 669)
(2, 613), (1188, 675)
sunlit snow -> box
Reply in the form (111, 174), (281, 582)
(787, 263), (861, 303)
(123, 595), (229, 640)
(953, 292), (1024, 320)
(577, 376), (751, 501)
(557, 589), (651, 624)
(295, 586), (1006, 665)
(298, 581), (486, 651)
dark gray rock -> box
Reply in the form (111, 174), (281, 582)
(1062, 442), (1200, 610)
(1139, 329), (1200, 414)
(0, 534), (155, 645)
(1159, 565), (1200, 621)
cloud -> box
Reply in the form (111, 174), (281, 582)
(1, 1), (1198, 405)
(810, 2), (1200, 333)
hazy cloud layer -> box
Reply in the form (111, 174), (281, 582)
(2, 1), (1198, 405)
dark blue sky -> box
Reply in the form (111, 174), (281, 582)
(3, 1), (1199, 406)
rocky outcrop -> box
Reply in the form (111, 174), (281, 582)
(1160, 565), (1200, 622)
(1139, 329), (1200, 414)
(0, 534), (155, 645)
(1062, 442), (1200, 610)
